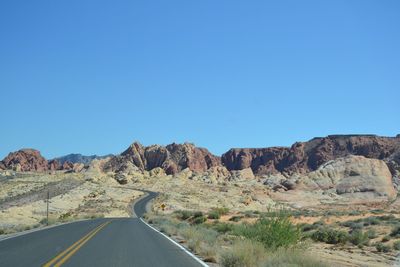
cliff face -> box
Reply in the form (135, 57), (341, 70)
(221, 135), (400, 176)
(104, 142), (221, 175)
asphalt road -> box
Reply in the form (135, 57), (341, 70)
(0, 191), (205, 267)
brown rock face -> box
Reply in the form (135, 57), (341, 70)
(222, 135), (400, 176)
(48, 159), (61, 171)
(1, 149), (50, 172)
(104, 142), (221, 175)
(1, 149), (77, 172)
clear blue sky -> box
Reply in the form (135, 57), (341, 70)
(0, 0), (399, 159)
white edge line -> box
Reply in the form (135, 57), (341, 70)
(140, 218), (209, 267)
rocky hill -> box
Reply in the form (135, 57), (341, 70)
(0, 149), (77, 172)
(54, 154), (112, 165)
(103, 142), (220, 175)
(2, 134), (399, 182)
(221, 134), (400, 176)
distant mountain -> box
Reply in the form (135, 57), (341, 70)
(55, 154), (113, 165)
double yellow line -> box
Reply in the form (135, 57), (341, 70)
(43, 221), (111, 267)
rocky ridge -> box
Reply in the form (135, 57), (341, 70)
(0, 149), (78, 172)
(222, 134), (400, 176)
(54, 153), (112, 165)
(103, 142), (220, 175)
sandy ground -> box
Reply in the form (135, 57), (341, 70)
(0, 171), (143, 232)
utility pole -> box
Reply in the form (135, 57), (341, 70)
(46, 189), (49, 226)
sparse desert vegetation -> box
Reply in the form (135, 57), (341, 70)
(145, 207), (329, 267)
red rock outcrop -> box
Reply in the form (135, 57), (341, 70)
(48, 159), (61, 171)
(1, 149), (50, 172)
(222, 135), (400, 176)
(104, 142), (221, 175)
(1, 149), (76, 172)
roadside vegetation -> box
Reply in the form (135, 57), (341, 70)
(145, 205), (400, 267)
(145, 207), (327, 267)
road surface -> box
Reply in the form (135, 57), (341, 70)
(0, 190), (205, 267)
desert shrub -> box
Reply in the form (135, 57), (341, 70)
(390, 226), (400, 237)
(193, 211), (204, 218)
(393, 240), (400, 250)
(263, 248), (329, 267)
(213, 207), (229, 216)
(229, 216), (243, 222)
(191, 215), (206, 225)
(0, 229), (4, 235)
(233, 211), (301, 249)
(208, 211), (221, 220)
(371, 209), (384, 214)
(174, 210), (193, 220)
(181, 226), (218, 256)
(376, 242), (391, 253)
(39, 216), (58, 226)
(313, 220), (325, 227)
(90, 213), (104, 219)
(220, 239), (267, 267)
(211, 222), (234, 234)
(311, 228), (349, 244)
(377, 215), (396, 221)
(366, 229), (377, 239)
(349, 230), (369, 246)
(349, 222), (364, 230)
(300, 223), (317, 232)
(382, 236), (390, 242)
(348, 210), (362, 216)
(59, 211), (73, 221)
(363, 217), (380, 226)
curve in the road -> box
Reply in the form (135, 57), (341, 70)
(0, 190), (207, 267)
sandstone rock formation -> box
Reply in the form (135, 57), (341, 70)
(1, 149), (50, 172)
(1, 149), (76, 172)
(104, 142), (221, 175)
(230, 168), (255, 180)
(301, 155), (396, 200)
(222, 135), (400, 176)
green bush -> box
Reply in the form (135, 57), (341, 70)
(377, 215), (396, 221)
(382, 236), (390, 242)
(193, 211), (204, 218)
(59, 211), (73, 221)
(208, 211), (221, 220)
(211, 222), (234, 234)
(376, 242), (391, 253)
(366, 229), (377, 239)
(349, 230), (369, 246)
(174, 210), (193, 220)
(213, 207), (229, 216)
(233, 211), (301, 249)
(311, 228), (349, 244)
(300, 223), (317, 232)
(390, 226), (400, 237)
(363, 217), (380, 226)
(192, 215), (206, 225)
(393, 240), (400, 250)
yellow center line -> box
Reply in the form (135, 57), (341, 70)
(42, 221), (111, 267)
